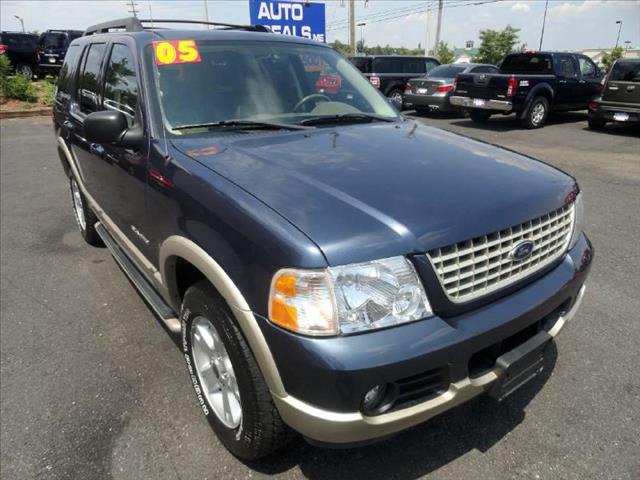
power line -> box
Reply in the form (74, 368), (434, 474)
(327, 0), (505, 32)
(126, 0), (140, 18)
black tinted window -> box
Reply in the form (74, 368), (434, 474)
(374, 57), (404, 73)
(610, 61), (640, 82)
(103, 44), (138, 125)
(41, 33), (66, 49)
(57, 45), (81, 94)
(472, 66), (497, 73)
(578, 57), (597, 77)
(2, 34), (37, 50)
(404, 58), (425, 74)
(350, 57), (370, 73)
(428, 65), (466, 78)
(78, 43), (106, 114)
(501, 54), (552, 74)
(557, 56), (577, 77)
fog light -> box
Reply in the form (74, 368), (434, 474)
(362, 384), (394, 415)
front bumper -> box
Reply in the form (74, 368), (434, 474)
(262, 234), (592, 444)
(450, 95), (513, 112)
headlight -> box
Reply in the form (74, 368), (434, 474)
(269, 256), (432, 336)
(568, 193), (584, 249)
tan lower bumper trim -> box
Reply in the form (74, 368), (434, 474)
(274, 285), (585, 444)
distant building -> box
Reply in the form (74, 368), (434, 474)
(577, 48), (639, 67)
(453, 47), (479, 64)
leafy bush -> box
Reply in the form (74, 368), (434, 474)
(39, 78), (57, 106)
(0, 54), (12, 96)
(4, 73), (36, 102)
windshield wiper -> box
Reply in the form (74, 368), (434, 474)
(173, 120), (311, 131)
(300, 113), (396, 126)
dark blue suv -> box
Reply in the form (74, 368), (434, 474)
(53, 18), (593, 460)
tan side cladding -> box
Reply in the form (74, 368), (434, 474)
(159, 236), (287, 397)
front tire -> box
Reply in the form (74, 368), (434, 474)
(70, 177), (102, 246)
(181, 280), (293, 460)
(522, 96), (549, 129)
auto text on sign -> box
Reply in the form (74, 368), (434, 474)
(249, 0), (326, 43)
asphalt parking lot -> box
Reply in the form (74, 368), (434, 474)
(1, 113), (638, 480)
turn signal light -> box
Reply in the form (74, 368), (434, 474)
(404, 82), (412, 93)
(369, 76), (381, 88)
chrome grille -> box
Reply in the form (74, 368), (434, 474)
(427, 204), (574, 303)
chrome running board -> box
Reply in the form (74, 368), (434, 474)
(95, 222), (181, 334)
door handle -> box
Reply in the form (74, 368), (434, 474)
(559, 80), (567, 84)
(63, 120), (74, 130)
(579, 80), (586, 84)
(89, 143), (105, 157)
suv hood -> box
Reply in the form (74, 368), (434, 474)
(173, 121), (575, 266)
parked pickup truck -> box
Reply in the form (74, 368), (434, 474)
(54, 18), (592, 460)
(451, 51), (603, 128)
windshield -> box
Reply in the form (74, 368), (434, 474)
(501, 54), (552, 74)
(610, 61), (640, 82)
(427, 65), (466, 78)
(149, 40), (398, 133)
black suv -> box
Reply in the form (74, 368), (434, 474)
(37, 30), (83, 75)
(349, 55), (440, 109)
(588, 58), (640, 129)
(0, 31), (39, 78)
(54, 18), (592, 460)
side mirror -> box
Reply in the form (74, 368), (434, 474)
(83, 110), (143, 150)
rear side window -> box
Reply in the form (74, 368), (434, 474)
(103, 43), (139, 125)
(57, 44), (81, 94)
(557, 56), (578, 78)
(609, 61), (640, 82)
(501, 54), (553, 74)
(426, 59), (439, 73)
(404, 58), (426, 74)
(350, 57), (370, 73)
(373, 57), (406, 74)
(2, 34), (37, 51)
(472, 66), (497, 74)
(77, 43), (106, 114)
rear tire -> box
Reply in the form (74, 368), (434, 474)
(181, 280), (294, 460)
(588, 118), (606, 129)
(387, 88), (404, 110)
(522, 96), (549, 129)
(15, 63), (34, 79)
(468, 109), (492, 123)
(70, 177), (102, 246)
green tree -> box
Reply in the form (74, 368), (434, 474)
(435, 41), (455, 64)
(601, 47), (624, 71)
(329, 40), (351, 55)
(473, 25), (520, 65)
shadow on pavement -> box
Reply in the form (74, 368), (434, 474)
(248, 343), (558, 480)
(445, 111), (590, 132)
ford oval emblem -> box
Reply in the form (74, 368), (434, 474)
(510, 240), (535, 262)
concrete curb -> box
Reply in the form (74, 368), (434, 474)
(0, 108), (52, 119)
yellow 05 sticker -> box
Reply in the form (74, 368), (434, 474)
(153, 40), (201, 65)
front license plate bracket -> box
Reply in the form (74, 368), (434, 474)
(488, 331), (552, 401)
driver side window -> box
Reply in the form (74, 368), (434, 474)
(103, 43), (139, 127)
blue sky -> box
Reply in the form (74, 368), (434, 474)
(1, 0), (638, 51)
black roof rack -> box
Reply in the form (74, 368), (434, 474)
(83, 17), (270, 36)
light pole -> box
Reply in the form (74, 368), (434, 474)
(357, 22), (366, 54)
(624, 40), (631, 50)
(13, 15), (25, 33)
(615, 20), (622, 49)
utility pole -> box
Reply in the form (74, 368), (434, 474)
(147, 0), (154, 28)
(127, 0), (140, 17)
(434, 0), (443, 56)
(539, 0), (548, 50)
(349, 0), (356, 55)
(203, 0), (210, 29)
(357, 22), (366, 53)
(425, 0), (432, 56)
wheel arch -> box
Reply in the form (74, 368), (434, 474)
(523, 84), (554, 113)
(159, 235), (286, 397)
